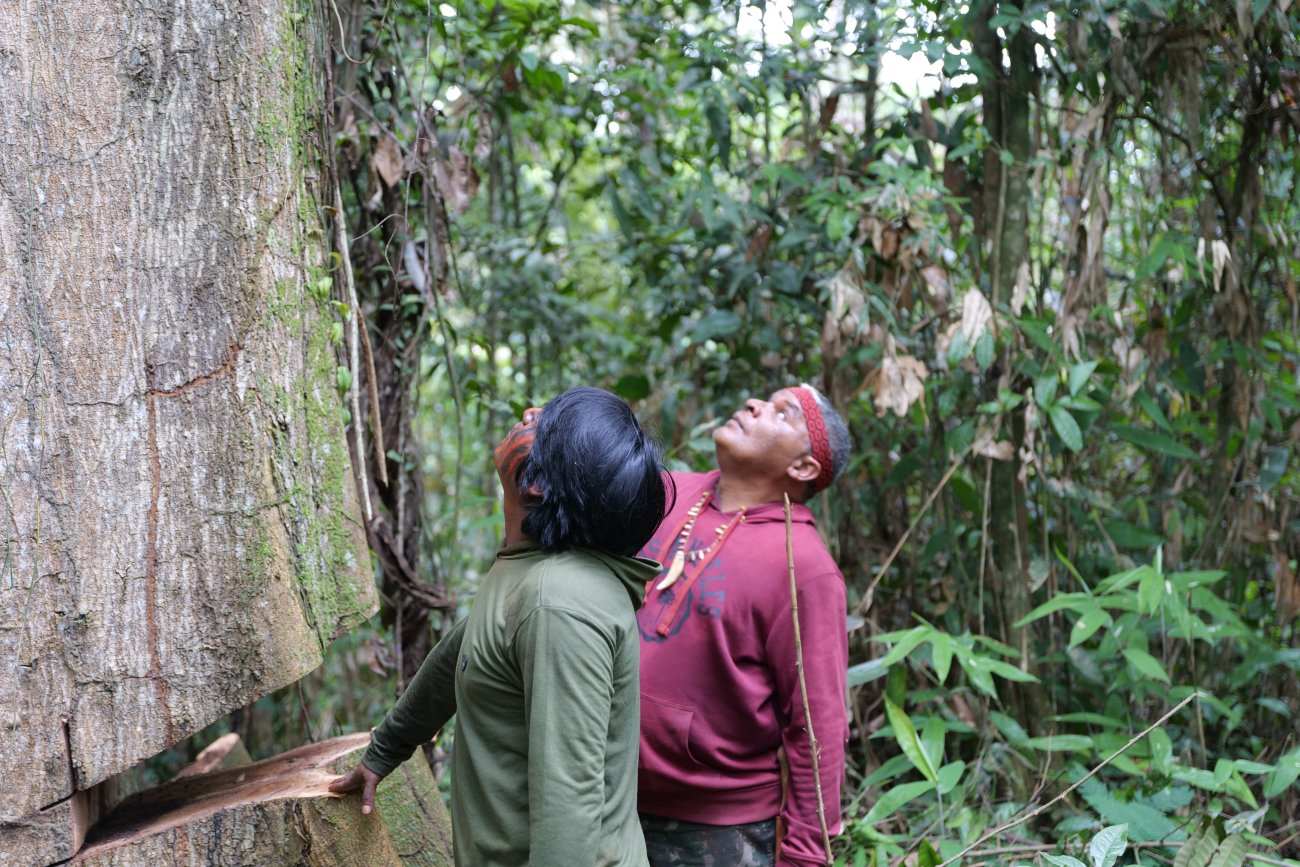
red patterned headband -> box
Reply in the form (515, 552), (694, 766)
(790, 384), (835, 493)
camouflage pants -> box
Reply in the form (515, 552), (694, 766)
(640, 813), (776, 867)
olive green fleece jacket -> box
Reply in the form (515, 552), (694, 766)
(362, 542), (660, 867)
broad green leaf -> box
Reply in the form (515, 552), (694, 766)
(975, 329), (995, 370)
(1069, 605), (1112, 648)
(846, 658), (888, 687)
(1148, 727), (1173, 776)
(1102, 520), (1165, 550)
(1136, 390), (1173, 432)
(1138, 566), (1166, 615)
(1053, 713), (1126, 728)
(1015, 591), (1091, 627)
(1050, 405), (1083, 452)
(1232, 760), (1275, 775)
(1259, 446), (1289, 491)
(937, 759), (965, 794)
(917, 839), (941, 867)
(920, 716), (946, 773)
(863, 753), (914, 788)
(861, 779), (936, 825)
(1097, 566), (1150, 594)
(1021, 734), (1095, 752)
(990, 710), (1029, 742)
(690, 310), (741, 342)
(1123, 647), (1171, 683)
(1088, 824), (1128, 867)
(983, 659), (1040, 683)
(1206, 833), (1247, 867)
(884, 698), (939, 783)
(1264, 745), (1300, 797)
(1042, 855), (1087, 867)
(1069, 361), (1099, 396)
(957, 651), (997, 697)
(1112, 424), (1196, 459)
(877, 625), (931, 668)
(1035, 372), (1059, 408)
(930, 632), (953, 683)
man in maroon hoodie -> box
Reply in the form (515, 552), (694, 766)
(637, 384), (851, 867)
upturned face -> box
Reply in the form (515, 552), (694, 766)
(494, 406), (542, 488)
(712, 388), (812, 475)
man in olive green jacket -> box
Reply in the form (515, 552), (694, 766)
(331, 388), (667, 866)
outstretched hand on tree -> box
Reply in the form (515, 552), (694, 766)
(328, 763), (384, 815)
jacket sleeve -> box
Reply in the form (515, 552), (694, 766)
(765, 571), (849, 867)
(514, 605), (615, 866)
(361, 616), (466, 778)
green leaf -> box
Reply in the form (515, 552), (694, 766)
(1123, 647), (1171, 683)
(1136, 390), (1173, 432)
(1021, 734), (1095, 752)
(1050, 405), (1083, 452)
(975, 329), (995, 370)
(1102, 520), (1165, 550)
(690, 310), (741, 342)
(876, 625), (932, 668)
(957, 652), (997, 697)
(1259, 446), (1289, 491)
(1148, 727), (1173, 776)
(1138, 567), (1166, 615)
(1069, 361), (1100, 396)
(861, 779), (936, 825)
(983, 659), (1040, 683)
(1042, 855), (1088, 867)
(336, 365), (353, 392)
(1206, 834), (1247, 867)
(1069, 605), (1112, 648)
(1264, 745), (1300, 797)
(930, 632), (953, 683)
(885, 698), (939, 783)
(1112, 425), (1197, 459)
(1088, 824), (1128, 867)
(1035, 372), (1059, 408)
(1015, 592), (1092, 627)
(846, 658), (888, 688)
(1077, 775), (1180, 842)
(937, 760), (965, 794)
(920, 716), (946, 773)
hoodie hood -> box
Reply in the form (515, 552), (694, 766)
(582, 548), (660, 608)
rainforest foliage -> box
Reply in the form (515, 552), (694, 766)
(194, 1), (1300, 863)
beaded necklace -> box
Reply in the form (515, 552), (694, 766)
(650, 488), (746, 636)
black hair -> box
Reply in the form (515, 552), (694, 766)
(519, 387), (671, 556)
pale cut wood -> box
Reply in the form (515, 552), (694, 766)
(0, 0), (374, 862)
(173, 733), (253, 780)
(72, 733), (453, 866)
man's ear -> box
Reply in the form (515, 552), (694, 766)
(787, 453), (822, 485)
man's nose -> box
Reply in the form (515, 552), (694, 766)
(743, 398), (764, 416)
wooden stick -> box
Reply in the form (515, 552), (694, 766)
(935, 693), (1197, 867)
(785, 494), (834, 865)
(334, 176), (373, 522)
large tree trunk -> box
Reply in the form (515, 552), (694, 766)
(0, 1), (375, 862)
(72, 733), (452, 866)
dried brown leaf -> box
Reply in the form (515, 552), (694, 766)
(372, 134), (404, 188)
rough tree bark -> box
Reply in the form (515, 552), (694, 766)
(0, 0), (377, 862)
(71, 733), (451, 866)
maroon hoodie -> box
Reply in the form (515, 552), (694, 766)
(637, 471), (848, 867)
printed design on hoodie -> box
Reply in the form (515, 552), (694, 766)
(637, 540), (728, 642)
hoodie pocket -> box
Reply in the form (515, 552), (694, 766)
(641, 693), (708, 771)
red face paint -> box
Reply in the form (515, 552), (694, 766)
(494, 407), (542, 484)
